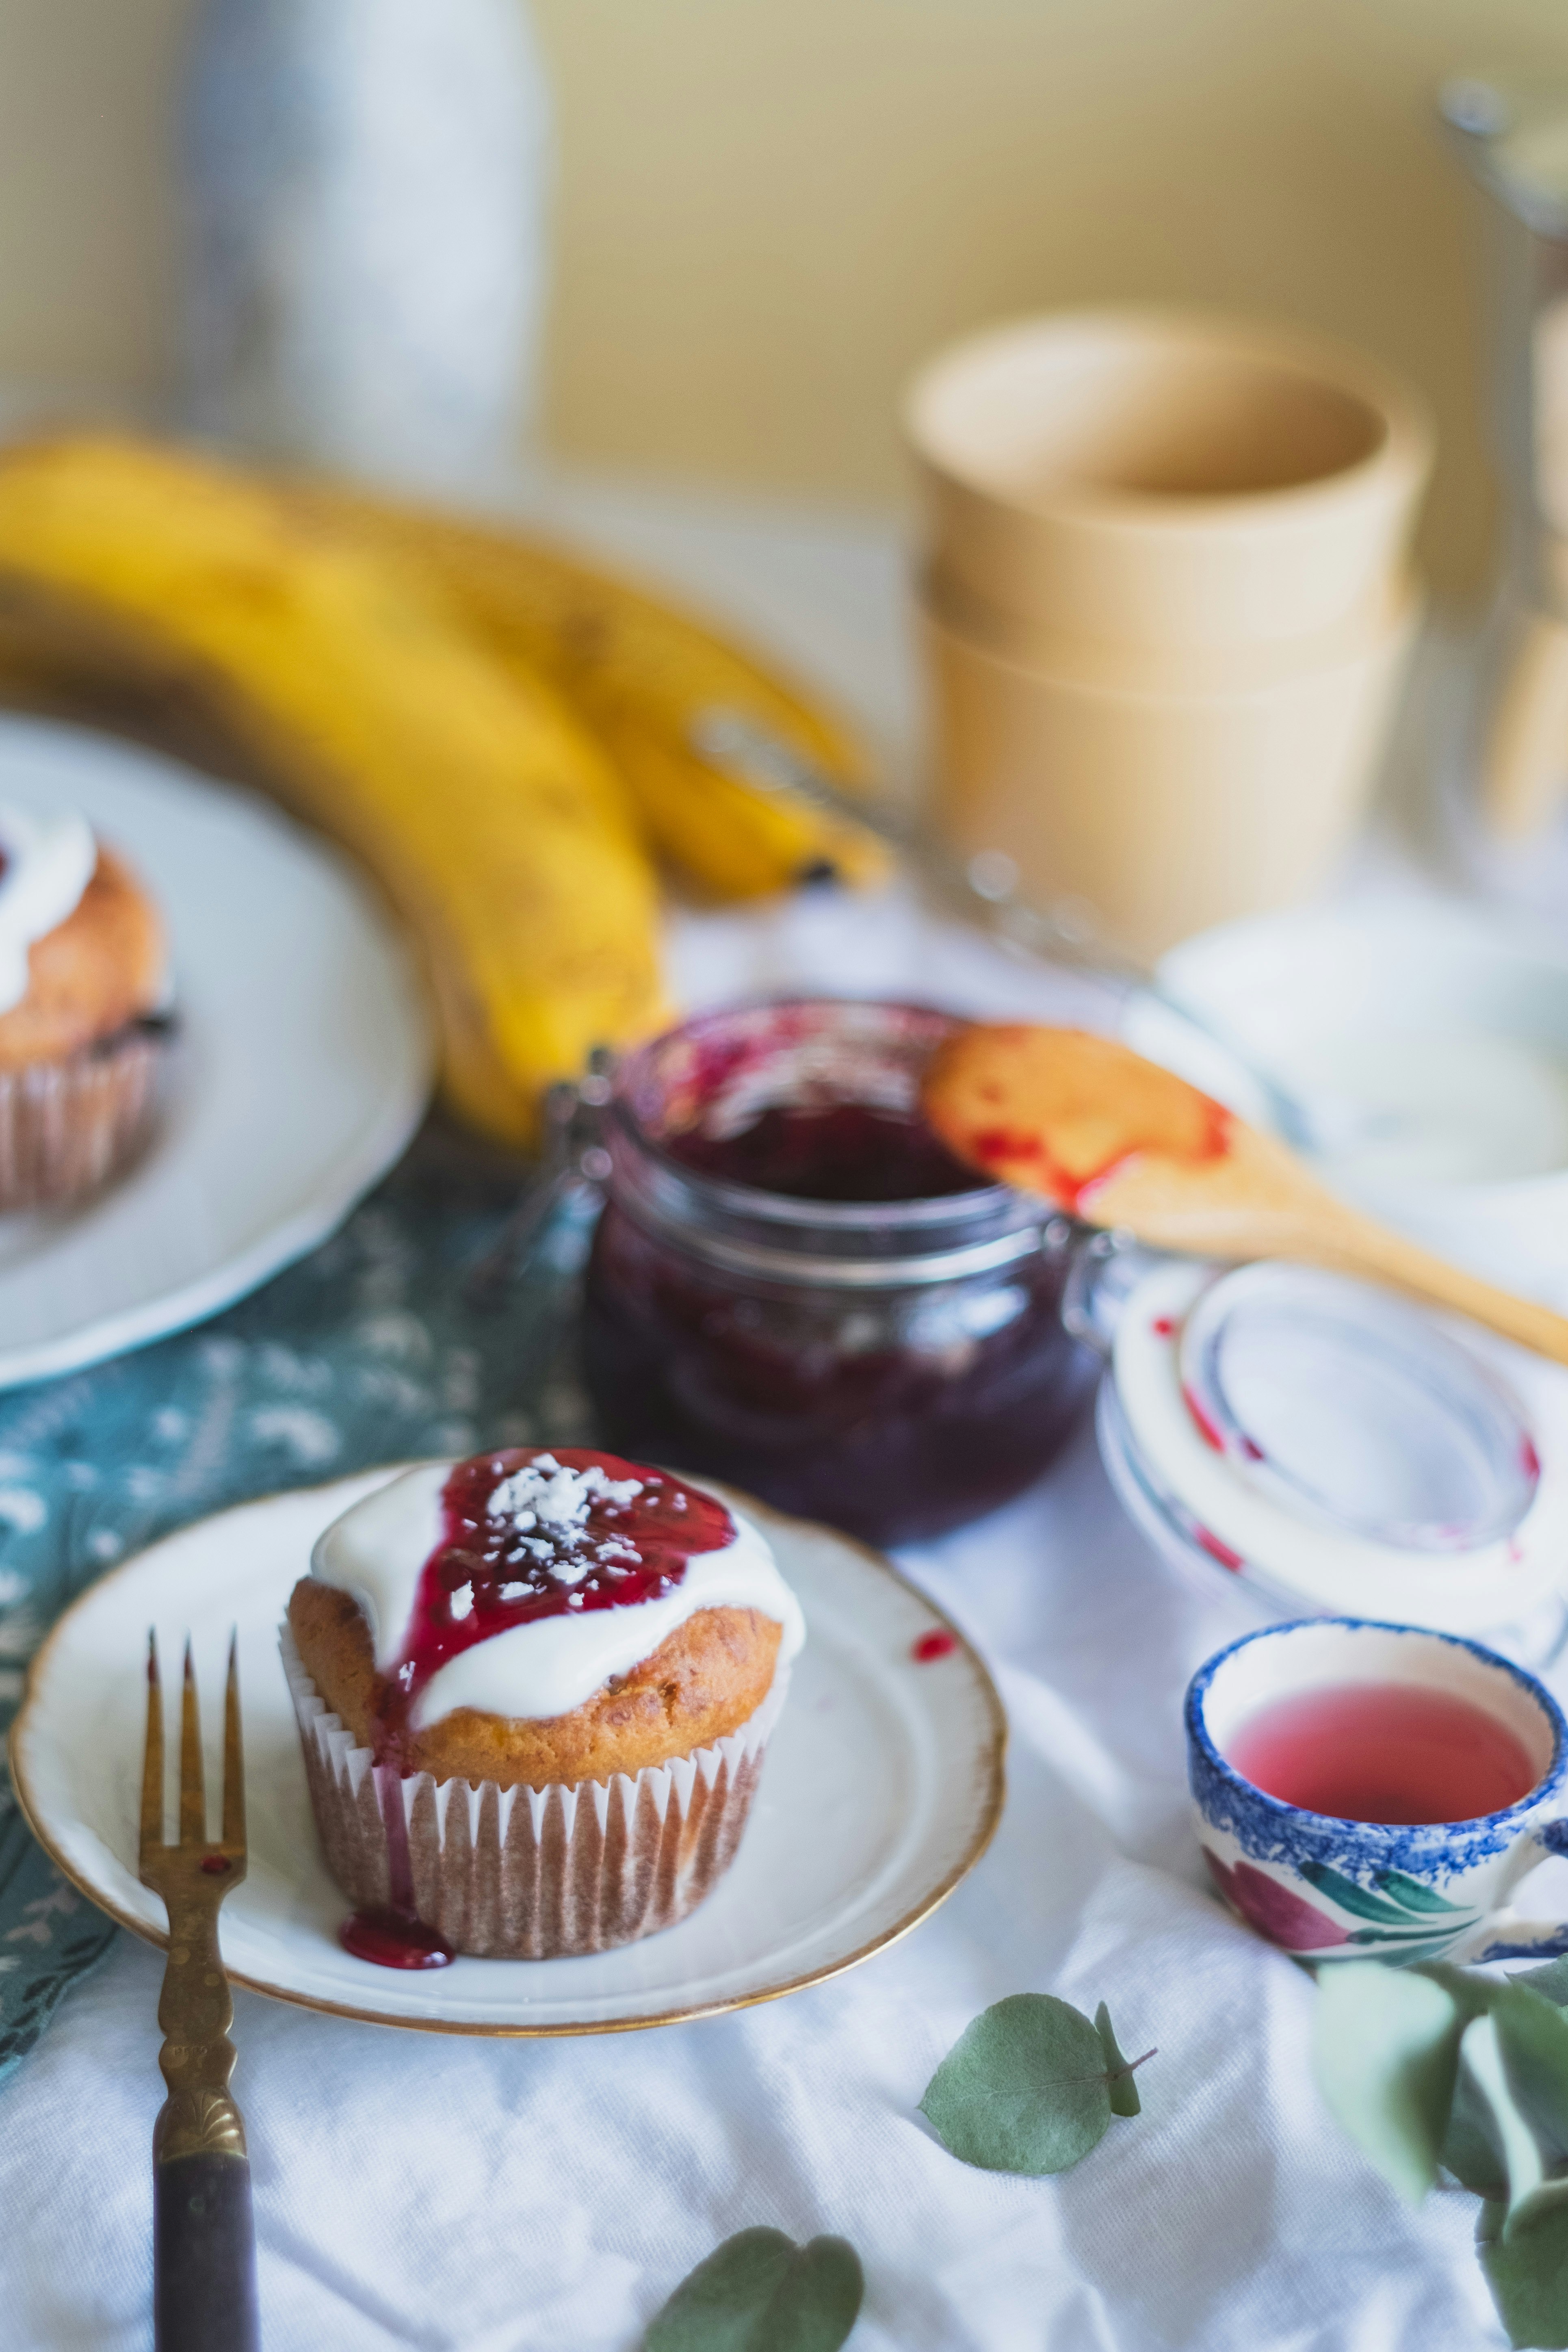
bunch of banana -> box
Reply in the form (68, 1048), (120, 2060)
(0, 434), (667, 1148)
(283, 479), (890, 901)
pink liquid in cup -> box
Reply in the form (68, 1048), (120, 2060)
(1226, 1681), (1540, 1825)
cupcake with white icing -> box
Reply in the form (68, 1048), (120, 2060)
(0, 803), (169, 1209)
(283, 1446), (805, 1960)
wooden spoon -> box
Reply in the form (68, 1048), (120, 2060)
(922, 1022), (1568, 1369)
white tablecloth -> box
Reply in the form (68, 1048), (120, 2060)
(0, 483), (1547, 2348)
(0, 1416), (1513, 2350)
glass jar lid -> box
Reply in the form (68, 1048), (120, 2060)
(1104, 1257), (1568, 1635)
(1177, 1262), (1538, 1552)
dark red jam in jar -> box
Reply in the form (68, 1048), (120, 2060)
(583, 999), (1096, 1544)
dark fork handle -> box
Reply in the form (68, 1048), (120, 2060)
(155, 2152), (259, 2352)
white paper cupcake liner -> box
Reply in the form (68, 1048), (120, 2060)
(0, 1023), (165, 1211)
(280, 1626), (788, 1959)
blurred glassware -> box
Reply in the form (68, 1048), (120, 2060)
(1442, 73), (1568, 842)
(1128, 894), (1568, 1297)
(180, 0), (551, 492)
(919, 566), (1419, 963)
(903, 310), (1431, 960)
(1078, 1247), (1568, 1668)
(579, 997), (1097, 1545)
(904, 310), (1431, 654)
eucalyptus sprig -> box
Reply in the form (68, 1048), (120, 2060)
(920, 1992), (1155, 2174)
(645, 2228), (864, 2352)
(1313, 1956), (1568, 2350)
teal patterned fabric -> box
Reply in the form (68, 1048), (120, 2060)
(0, 1128), (579, 2084)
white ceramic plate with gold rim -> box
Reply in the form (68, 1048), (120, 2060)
(9, 1468), (1006, 2034)
(0, 717), (433, 1386)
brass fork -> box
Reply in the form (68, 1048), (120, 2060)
(139, 1633), (260, 2352)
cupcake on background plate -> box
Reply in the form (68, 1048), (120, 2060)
(284, 1445), (805, 1961)
(0, 803), (169, 1210)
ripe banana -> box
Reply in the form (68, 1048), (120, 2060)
(0, 434), (668, 1148)
(283, 480), (891, 901)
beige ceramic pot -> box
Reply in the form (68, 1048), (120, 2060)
(930, 557), (1412, 700)
(920, 577), (1421, 963)
(905, 310), (1432, 654)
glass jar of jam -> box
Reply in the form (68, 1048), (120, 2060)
(582, 998), (1096, 1545)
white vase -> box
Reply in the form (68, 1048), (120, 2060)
(180, 0), (551, 491)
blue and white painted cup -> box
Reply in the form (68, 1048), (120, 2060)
(1186, 1619), (1568, 1965)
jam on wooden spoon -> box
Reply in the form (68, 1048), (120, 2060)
(921, 1023), (1568, 1369)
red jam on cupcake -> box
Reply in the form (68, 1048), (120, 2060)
(283, 1446), (805, 1964)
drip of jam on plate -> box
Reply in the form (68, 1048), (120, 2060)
(342, 1740), (459, 1968)
(341, 1910), (455, 1969)
(912, 1629), (957, 1663)
(665, 1102), (980, 1203)
(370, 1446), (734, 1770)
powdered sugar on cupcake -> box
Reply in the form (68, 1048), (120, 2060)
(310, 1447), (805, 1728)
(485, 1453), (648, 1588)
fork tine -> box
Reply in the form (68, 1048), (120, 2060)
(221, 1630), (245, 1852)
(139, 1630), (164, 1872)
(178, 1639), (206, 1848)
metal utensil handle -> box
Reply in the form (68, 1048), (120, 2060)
(689, 707), (1320, 1152)
(155, 2151), (260, 2352)
(690, 706), (1150, 990)
(464, 1053), (615, 1304)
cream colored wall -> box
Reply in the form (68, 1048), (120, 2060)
(0, 0), (1564, 598)
(0, 0), (188, 398)
(531, 0), (1566, 601)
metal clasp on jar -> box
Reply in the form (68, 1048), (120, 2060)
(466, 1049), (617, 1304)
(1059, 1226), (1146, 1358)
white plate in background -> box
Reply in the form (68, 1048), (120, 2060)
(1128, 894), (1568, 1301)
(0, 716), (433, 1386)
(10, 1471), (1006, 2034)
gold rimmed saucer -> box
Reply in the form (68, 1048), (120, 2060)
(10, 1469), (1006, 2037)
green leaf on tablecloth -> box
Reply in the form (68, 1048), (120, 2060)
(1515, 1959), (1568, 2012)
(1464, 2014), (1546, 2220)
(1313, 1961), (1468, 2204)
(1315, 1959), (1568, 2339)
(1492, 1984), (1568, 2171)
(1462, 2007), (1568, 2226)
(1094, 2001), (1148, 2118)
(644, 2227), (863, 2352)
(1444, 2058), (1512, 2203)
(920, 1993), (1137, 2174)
(1479, 2180), (1568, 2350)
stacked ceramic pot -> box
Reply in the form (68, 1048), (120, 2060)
(904, 310), (1434, 961)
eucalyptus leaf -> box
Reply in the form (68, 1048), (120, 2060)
(1417, 1956), (1500, 2192)
(1443, 2060), (1511, 2203)
(1312, 1961), (1465, 2205)
(645, 2228), (864, 2352)
(1462, 2015), (1551, 2220)
(1479, 2184), (1568, 2351)
(1478, 2197), (1507, 2249)
(1094, 2002), (1146, 2119)
(1515, 1958), (1568, 2012)
(921, 1995), (1113, 2175)
(1492, 1983), (1568, 2170)
(1414, 1962), (1497, 2020)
